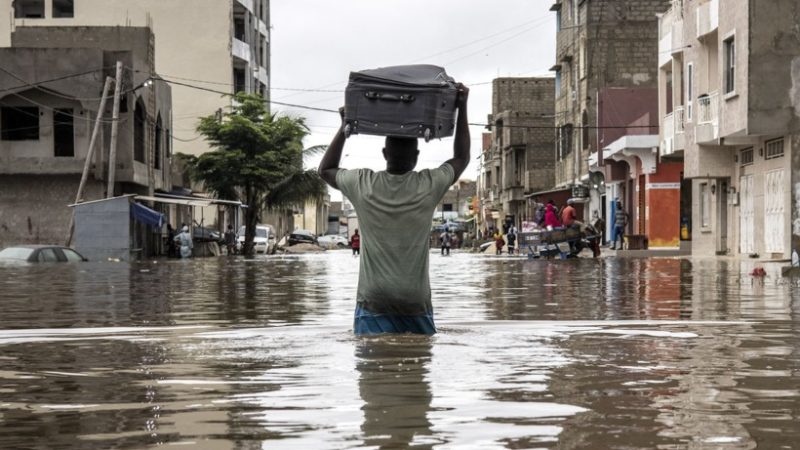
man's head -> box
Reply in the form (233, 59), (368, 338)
(567, 199), (575, 206)
(382, 137), (419, 173)
(354, 229), (359, 235)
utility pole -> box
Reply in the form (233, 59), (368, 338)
(65, 76), (113, 246)
(106, 61), (124, 198)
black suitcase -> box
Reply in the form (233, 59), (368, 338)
(343, 64), (458, 142)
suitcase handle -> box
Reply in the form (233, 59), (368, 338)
(364, 92), (415, 102)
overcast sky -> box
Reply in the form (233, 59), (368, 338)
(270, 0), (556, 198)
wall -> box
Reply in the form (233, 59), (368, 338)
(0, 0), (237, 156)
(72, 195), (132, 261)
(0, 174), (104, 248)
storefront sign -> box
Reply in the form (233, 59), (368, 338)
(646, 183), (681, 190)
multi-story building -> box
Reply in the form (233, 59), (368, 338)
(1, 0), (271, 156)
(658, 0), (800, 260)
(0, 26), (172, 248)
(550, 0), (669, 219)
(435, 179), (476, 223)
(479, 77), (555, 231)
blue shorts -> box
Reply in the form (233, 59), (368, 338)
(353, 305), (436, 335)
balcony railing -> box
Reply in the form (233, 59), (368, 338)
(697, 92), (719, 124)
(674, 106), (685, 133)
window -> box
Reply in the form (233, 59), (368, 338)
(62, 249), (84, 262)
(686, 63), (694, 120)
(133, 101), (146, 163)
(555, 69), (562, 96)
(556, 9), (561, 31)
(723, 36), (735, 94)
(14, 0), (44, 18)
(52, 0), (74, 18)
(443, 204), (453, 212)
(154, 116), (163, 170)
(37, 248), (59, 263)
(559, 124), (573, 159)
(740, 147), (753, 166)
(582, 110), (589, 149)
(1, 106), (39, 141)
(700, 182), (710, 228)
(53, 109), (74, 157)
(765, 138), (784, 160)
(234, 17), (246, 41)
(234, 68), (246, 94)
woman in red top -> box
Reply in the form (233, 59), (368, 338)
(544, 203), (562, 228)
(350, 229), (361, 256)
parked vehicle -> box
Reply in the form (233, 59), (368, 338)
(288, 229), (318, 246)
(318, 234), (349, 249)
(236, 225), (275, 254)
(0, 245), (88, 263)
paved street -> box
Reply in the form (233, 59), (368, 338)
(1, 251), (798, 449)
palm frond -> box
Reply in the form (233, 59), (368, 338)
(264, 170), (327, 210)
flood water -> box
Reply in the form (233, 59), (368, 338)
(1, 252), (798, 449)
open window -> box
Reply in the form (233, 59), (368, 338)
(134, 99), (146, 163)
(52, 0), (74, 18)
(14, 0), (45, 18)
(1, 106), (40, 141)
(154, 115), (163, 170)
(53, 109), (75, 157)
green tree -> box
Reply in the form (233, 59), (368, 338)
(188, 93), (326, 256)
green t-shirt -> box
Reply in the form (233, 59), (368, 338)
(336, 163), (455, 316)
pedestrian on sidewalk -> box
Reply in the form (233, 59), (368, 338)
(318, 84), (470, 335)
(612, 203), (629, 250)
(350, 229), (361, 256)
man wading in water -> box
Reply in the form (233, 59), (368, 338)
(319, 85), (470, 335)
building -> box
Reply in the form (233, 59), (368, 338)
(549, 0), (670, 220)
(435, 179), (476, 223)
(0, 26), (173, 249)
(479, 77), (555, 231)
(293, 195), (330, 237)
(1, 0), (271, 156)
(658, 0), (800, 259)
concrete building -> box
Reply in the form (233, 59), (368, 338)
(293, 195), (330, 237)
(0, 26), (173, 249)
(1, 0), (271, 156)
(479, 77), (555, 231)
(549, 0), (669, 218)
(658, 0), (800, 259)
(435, 179), (476, 223)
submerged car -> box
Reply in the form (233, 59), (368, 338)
(0, 245), (88, 263)
(236, 225), (275, 254)
(288, 229), (318, 246)
(317, 234), (349, 248)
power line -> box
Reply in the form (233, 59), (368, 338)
(0, 66), (112, 96)
(0, 65), (124, 102)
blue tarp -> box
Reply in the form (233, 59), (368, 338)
(130, 202), (164, 228)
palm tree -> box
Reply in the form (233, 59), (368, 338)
(188, 93), (327, 256)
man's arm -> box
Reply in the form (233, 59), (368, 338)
(318, 110), (346, 189)
(445, 84), (470, 183)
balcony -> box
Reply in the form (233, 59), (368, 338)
(696, 92), (719, 143)
(661, 106), (686, 157)
(232, 38), (251, 62)
(696, 0), (719, 39)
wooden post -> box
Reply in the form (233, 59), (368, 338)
(65, 76), (113, 246)
(106, 61), (124, 198)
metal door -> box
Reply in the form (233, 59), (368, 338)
(764, 169), (785, 254)
(739, 175), (754, 255)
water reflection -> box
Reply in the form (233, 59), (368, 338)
(356, 336), (434, 449)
